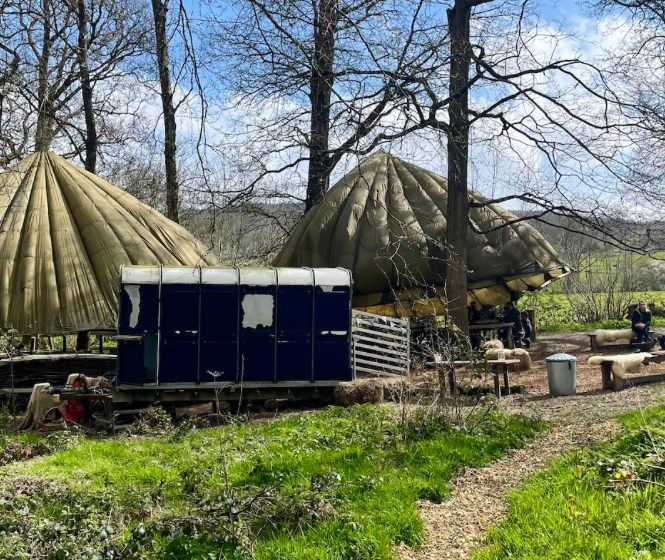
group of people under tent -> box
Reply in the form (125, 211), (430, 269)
(466, 298), (660, 352)
(467, 300), (533, 350)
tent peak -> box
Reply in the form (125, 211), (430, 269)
(274, 153), (569, 315)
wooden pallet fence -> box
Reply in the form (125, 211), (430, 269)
(351, 310), (411, 377)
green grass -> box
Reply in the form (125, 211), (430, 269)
(520, 290), (665, 333)
(475, 405), (665, 560)
(0, 405), (542, 559)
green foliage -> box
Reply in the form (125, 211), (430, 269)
(475, 406), (665, 560)
(520, 290), (665, 332)
(0, 405), (542, 559)
(0, 422), (81, 466)
(126, 405), (174, 437)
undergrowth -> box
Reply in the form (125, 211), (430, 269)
(475, 405), (665, 560)
(0, 404), (542, 559)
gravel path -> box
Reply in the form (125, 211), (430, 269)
(399, 333), (665, 560)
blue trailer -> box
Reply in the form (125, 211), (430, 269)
(113, 266), (353, 405)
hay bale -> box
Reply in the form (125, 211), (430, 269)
(381, 378), (410, 402)
(334, 382), (358, 406)
(484, 348), (502, 360)
(594, 328), (634, 346)
(356, 379), (385, 404)
(334, 378), (396, 406)
(485, 347), (531, 371)
(513, 348), (531, 370)
(482, 339), (504, 350)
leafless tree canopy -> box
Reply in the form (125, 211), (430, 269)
(0, 0), (663, 306)
(204, 0), (452, 209)
(0, 0), (151, 166)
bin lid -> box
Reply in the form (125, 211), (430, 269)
(545, 353), (577, 362)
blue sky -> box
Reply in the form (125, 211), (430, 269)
(168, 0), (632, 212)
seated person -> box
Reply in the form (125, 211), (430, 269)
(631, 300), (652, 343)
(500, 301), (523, 347)
(478, 305), (497, 322)
(468, 301), (482, 349)
(520, 311), (533, 348)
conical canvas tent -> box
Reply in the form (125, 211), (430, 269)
(0, 151), (219, 334)
(274, 152), (570, 317)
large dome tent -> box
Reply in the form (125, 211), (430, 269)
(0, 151), (219, 335)
(274, 152), (570, 317)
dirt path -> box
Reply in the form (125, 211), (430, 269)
(399, 332), (665, 560)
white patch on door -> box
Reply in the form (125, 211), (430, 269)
(241, 294), (274, 329)
(125, 285), (141, 328)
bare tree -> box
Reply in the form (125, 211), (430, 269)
(444, 0), (488, 332)
(0, 0), (150, 165)
(74, 0), (96, 172)
(594, 0), (665, 205)
(396, 0), (654, 331)
(0, 1), (25, 165)
(150, 0), (179, 222)
(206, 0), (449, 210)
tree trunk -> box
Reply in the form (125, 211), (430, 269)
(35, 0), (54, 151)
(76, 0), (97, 173)
(76, 331), (89, 352)
(151, 0), (179, 223)
(445, 0), (472, 335)
(75, 0), (94, 351)
(305, 0), (337, 212)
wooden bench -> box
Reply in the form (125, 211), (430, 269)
(588, 329), (654, 352)
(452, 359), (521, 398)
(599, 350), (665, 390)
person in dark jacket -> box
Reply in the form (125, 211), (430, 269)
(500, 301), (523, 347)
(468, 301), (482, 349)
(631, 300), (652, 343)
(520, 311), (533, 348)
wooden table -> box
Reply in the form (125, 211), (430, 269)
(452, 358), (521, 397)
(469, 322), (516, 349)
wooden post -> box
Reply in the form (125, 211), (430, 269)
(525, 309), (536, 341)
(601, 361), (613, 390)
(501, 364), (511, 395)
(492, 370), (501, 398)
(447, 367), (458, 397)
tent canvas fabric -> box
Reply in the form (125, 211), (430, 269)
(0, 151), (219, 334)
(274, 152), (570, 316)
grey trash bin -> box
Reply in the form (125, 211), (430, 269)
(545, 353), (577, 396)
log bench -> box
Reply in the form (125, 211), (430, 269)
(599, 350), (665, 390)
(588, 329), (654, 352)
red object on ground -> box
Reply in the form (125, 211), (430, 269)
(64, 399), (85, 423)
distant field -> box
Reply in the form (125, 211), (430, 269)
(520, 291), (665, 333)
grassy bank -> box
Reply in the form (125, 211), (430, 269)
(0, 405), (542, 559)
(521, 291), (665, 333)
(475, 405), (665, 560)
